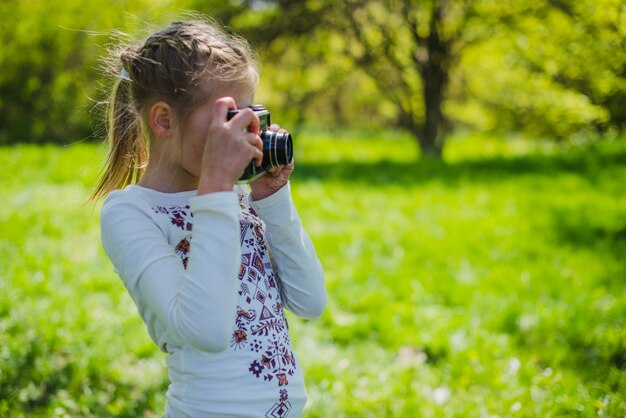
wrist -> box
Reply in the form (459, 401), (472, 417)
(197, 174), (233, 195)
(251, 187), (277, 201)
(250, 181), (286, 201)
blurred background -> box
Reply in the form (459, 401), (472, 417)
(0, 0), (625, 417)
(2, 0), (625, 151)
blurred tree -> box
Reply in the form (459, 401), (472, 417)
(537, 0), (626, 133)
(340, 0), (458, 156)
(215, 0), (463, 157)
(1, 0), (623, 148)
(0, 0), (98, 143)
(202, 0), (625, 156)
(451, 0), (624, 140)
(0, 0), (188, 144)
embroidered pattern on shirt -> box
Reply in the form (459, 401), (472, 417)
(152, 204), (193, 268)
(152, 195), (296, 416)
(153, 204), (193, 231)
(234, 195), (296, 417)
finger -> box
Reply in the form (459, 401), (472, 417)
(247, 113), (261, 135)
(244, 131), (263, 148)
(269, 123), (281, 132)
(253, 147), (263, 166)
(228, 108), (260, 134)
(244, 132), (264, 166)
(213, 97), (237, 125)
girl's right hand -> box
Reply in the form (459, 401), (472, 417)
(197, 97), (264, 195)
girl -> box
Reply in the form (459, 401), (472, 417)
(93, 18), (326, 418)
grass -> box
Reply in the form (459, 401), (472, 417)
(0, 131), (625, 417)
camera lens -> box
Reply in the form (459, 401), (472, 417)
(238, 127), (294, 183)
(260, 130), (293, 168)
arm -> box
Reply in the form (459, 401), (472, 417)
(250, 183), (327, 318)
(101, 191), (241, 352)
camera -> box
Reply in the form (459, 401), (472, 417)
(227, 105), (293, 183)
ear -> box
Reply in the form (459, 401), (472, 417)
(149, 101), (173, 138)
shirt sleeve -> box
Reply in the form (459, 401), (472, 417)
(100, 191), (241, 352)
(249, 183), (326, 318)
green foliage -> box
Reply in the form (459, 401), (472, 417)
(1, 0), (625, 150)
(1, 133), (625, 416)
(236, 0), (626, 146)
(1, 0), (92, 143)
(451, 0), (625, 139)
(0, 0), (194, 144)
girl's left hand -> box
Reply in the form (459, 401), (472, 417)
(250, 124), (295, 201)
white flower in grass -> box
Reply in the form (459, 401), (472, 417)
(432, 386), (451, 405)
(507, 357), (521, 375)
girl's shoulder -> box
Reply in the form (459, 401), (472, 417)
(101, 184), (250, 228)
(100, 185), (195, 230)
(103, 185), (195, 211)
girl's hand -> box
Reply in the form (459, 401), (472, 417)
(197, 97), (264, 195)
(250, 124), (294, 201)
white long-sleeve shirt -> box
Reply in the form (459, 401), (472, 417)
(100, 183), (326, 418)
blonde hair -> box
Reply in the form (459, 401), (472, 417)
(91, 18), (259, 201)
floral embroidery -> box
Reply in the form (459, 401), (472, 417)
(175, 238), (191, 269)
(153, 205), (193, 268)
(153, 204), (193, 231)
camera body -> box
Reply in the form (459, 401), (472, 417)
(228, 104), (272, 131)
(227, 105), (293, 183)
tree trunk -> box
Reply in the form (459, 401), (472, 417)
(421, 63), (445, 158)
(418, 1), (449, 158)
(399, 106), (442, 159)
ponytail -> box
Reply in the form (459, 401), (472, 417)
(90, 76), (147, 201)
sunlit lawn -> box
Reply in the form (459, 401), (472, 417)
(1, 131), (624, 417)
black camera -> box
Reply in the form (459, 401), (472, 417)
(226, 105), (293, 183)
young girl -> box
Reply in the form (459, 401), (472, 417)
(93, 18), (326, 418)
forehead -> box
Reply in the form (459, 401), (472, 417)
(195, 78), (256, 109)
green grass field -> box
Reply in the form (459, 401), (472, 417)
(0, 132), (625, 417)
